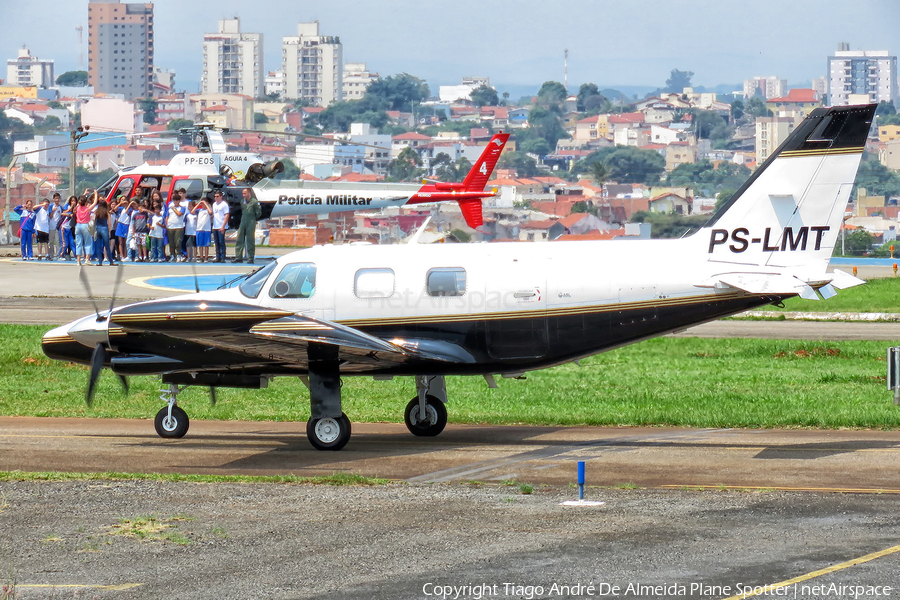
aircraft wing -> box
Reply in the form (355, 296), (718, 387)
(110, 299), (474, 372)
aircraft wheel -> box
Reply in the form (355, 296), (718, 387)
(307, 413), (351, 451)
(404, 395), (447, 437)
(154, 406), (190, 439)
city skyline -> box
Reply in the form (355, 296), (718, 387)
(0, 0), (898, 96)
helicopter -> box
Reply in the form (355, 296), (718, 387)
(93, 124), (509, 229)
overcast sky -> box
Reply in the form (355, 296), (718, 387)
(1, 0), (898, 96)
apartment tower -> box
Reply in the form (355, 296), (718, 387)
(87, 0), (154, 99)
(827, 43), (898, 106)
(282, 22), (342, 106)
(201, 18), (264, 98)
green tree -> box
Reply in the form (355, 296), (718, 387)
(366, 73), (430, 111)
(432, 153), (473, 183)
(496, 151), (539, 177)
(855, 155), (900, 197)
(745, 97), (772, 118)
(254, 112), (269, 124)
(588, 160), (609, 197)
(665, 69), (693, 93)
(536, 81), (567, 108)
(521, 138), (551, 156)
(730, 100), (744, 122)
(876, 100), (897, 117)
(715, 188), (736, 212)
(138, 98), (157, 125)
(630, 211), (709, 238)
(386, 146), (423, 181)
(56, 71), (88, 86)
(470, 85), (499, 107)
(693, 110), (726, 139)
(838, 229), (875, 256)
(603, 146), (665, 184)
(167, 118), (194, 130)
(576, 83), (600, 111)
(524, 105), (568, 149)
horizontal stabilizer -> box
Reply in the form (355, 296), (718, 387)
(702, 272), (818, 299)
(458, 198), (484, 228)
(829, 268), (866, 290)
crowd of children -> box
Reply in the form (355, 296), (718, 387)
(14, 187), (229, 265)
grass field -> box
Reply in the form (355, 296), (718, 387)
(4, 325), (899, 429)
(752, 276), (900, 314)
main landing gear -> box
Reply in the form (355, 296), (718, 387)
(154, 384), (190, 438)
(304, 344), (450, 451)
(404, 375), (448, 437)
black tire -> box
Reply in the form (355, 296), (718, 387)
(306, 413), (351, 451)
(154, 406), (189, 439)
(404, 395), (447, 437)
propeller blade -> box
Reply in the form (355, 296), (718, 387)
(209, 386), (217, 406)
(191, 260), (200, 293)
(108, 263), (125, 315)
(79, 267), (101, 321)
(87, 344), (106, 405)
(117, 374), (129, 395)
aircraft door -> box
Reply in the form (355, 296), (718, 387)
(485, 259), (549, 360)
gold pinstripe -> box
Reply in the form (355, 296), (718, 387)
(779, 146), (864, 158)
(338, 292), (746, 327)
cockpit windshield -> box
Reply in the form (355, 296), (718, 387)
(237, 261), (278, 298)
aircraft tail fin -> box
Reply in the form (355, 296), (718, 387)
(700, 104), (876, 272)
(458, 199), (484, 228)
(462, 132), (510, 191)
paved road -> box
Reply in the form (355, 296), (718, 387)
(3, 417), (900, 491)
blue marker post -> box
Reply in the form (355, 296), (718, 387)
(577, 461), (585, 500)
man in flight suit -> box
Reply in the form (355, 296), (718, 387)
(233, 187), (261, 264)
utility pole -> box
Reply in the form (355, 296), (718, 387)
(69, 126), (89, 196)
(3, 156), (15, 245)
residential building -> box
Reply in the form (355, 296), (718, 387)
(343, 62), (378, 101)
(347, 122), (391, 173)
(81, 95), (144, 133)
(189, 93), (254, 129)
(827, 44), (898, 106)
(88, 0), (154, 99)
(201, 18), (264, 98)
(265, 70), (285, 97)
(6, 47), (54, 88)
(151, 66), (175, 96)
(649, 192), (692, 215)
(879, 125), (900, 143)
(664, 142), (697, 172)
(282, 22), (342, 106)
(439, 77), (491, 103)
(573, 114), (609, 143)
(755, 116), (795, 163)
(880, 140), (900, 171)
(13, 134), (68, 168)
(155, 92), (194, 123)
(765, 89), (822, 120)
(743, 76), (787, 100)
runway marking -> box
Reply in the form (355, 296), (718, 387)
(662, 484), (900, 494)
(16, 583), (143, 591)
(720, 543), (900, 600)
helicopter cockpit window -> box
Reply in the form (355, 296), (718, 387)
(112, 178), (135, 201)
(238, 261), (277, 298)
(178, 178), (204, 201)
(269, 263), (317, 299)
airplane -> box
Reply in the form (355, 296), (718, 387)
(94, 126), (510, 229)
(41, 103), (875, 451)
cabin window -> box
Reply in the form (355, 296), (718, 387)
(354, 268), (394, 299)
(269, 263), (316, 299)
(238, 261), (277, 298)
(426, 267), (466, 297)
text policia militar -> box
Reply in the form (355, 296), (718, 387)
(421, 581), (894, 599)
(276, 194), (375, 206)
